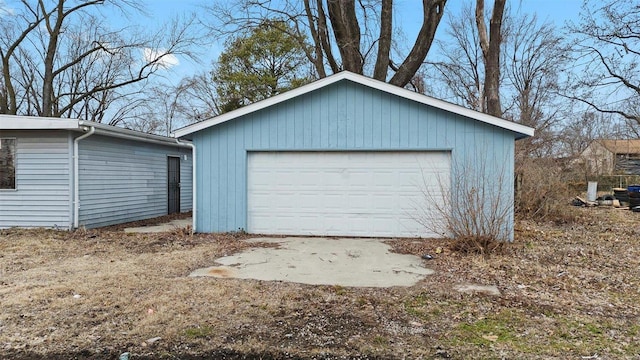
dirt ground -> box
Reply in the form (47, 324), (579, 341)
(1, 208), (639, 359)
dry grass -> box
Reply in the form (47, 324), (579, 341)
(1, 208), (639, 359)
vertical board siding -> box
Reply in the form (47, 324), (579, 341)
(193, 80), (518, 239)
(78, 135), (192, 228)
(0, 131), (71, 229)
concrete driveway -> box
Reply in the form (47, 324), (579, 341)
(189, 237), (434, 287)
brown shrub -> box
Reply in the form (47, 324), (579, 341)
(448, 235), (505, 256)
(515, 158), (577, 223)
(414, 155), (513, 256)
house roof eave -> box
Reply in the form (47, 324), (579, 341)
(0, 115), (80, 130)
(0, 115), (191, 148)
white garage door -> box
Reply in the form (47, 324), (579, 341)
(247, 151), (450, 238)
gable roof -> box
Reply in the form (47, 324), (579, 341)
(596, 139), (640, 154)
(172, 71), (535, 139)
(0, 115), (190, 148)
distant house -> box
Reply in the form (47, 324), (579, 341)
(578, 139), (640, 175)
(0, 115), (193, 229)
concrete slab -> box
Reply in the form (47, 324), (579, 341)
(454, 284), (501, 296)
(189, 237), (434, 287)
(124, 218), (192, 233)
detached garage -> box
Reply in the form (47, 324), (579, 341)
(174, 71), (534, 240)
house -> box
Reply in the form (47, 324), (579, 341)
(0, 115), (192, 229)
(173, 71), (534, 240)
(578, 139), (640, 175)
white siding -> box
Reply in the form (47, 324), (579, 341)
(0, 131), (72, 228)
(78, 135), (192, 228)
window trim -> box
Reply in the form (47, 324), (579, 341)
(0, 137), (17, 191)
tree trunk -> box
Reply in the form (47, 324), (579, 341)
(1, 57), (17, 114)
(476, 0), (505, 117)
(303, 0), (327, 78)
(373, 0), (393, 81)
(389, 0), (446, 87)
(40, 0), (64, 117)
(327, 0), (363, 73)
(316, 0), (340, 74)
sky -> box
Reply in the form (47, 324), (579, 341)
(0, 0), (588, 89)
(130, 0), (587, 83)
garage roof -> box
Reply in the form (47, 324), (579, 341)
(172, 71), (535, 139)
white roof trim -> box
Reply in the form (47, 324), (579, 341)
(0, 115), (190, 147)
(0, 115), (80, 130)
(172, 71), (535, 139)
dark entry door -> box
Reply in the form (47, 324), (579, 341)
(168, 156), (180, 214)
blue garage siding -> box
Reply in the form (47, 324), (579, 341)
(0, 131), (72, 229)
(192, 80), (517, 238)
(77, 135), (192, 228)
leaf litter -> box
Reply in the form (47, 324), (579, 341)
(0, 208), (639, 359)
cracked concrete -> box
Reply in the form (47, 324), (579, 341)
(189, 237), (434, 287)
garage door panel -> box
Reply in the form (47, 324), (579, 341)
(247, 151), (450, 237)
(346, 194), (372, 210)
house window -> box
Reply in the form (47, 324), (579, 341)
(0, 138), (16, 189)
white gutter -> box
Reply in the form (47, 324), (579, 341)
(78, 121), (191, 148)
(73, 126), (95, 229)
(176, 139), (196, 233)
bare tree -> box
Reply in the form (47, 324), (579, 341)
(428, 3), (485, 111)
(566, 0), (640, 128)
(209, 0), (447, 87)
(504, 14), (567, 158)
(428, 4), (571, 159)
(475, 0), (506, 117)
(126, 74), (225, 135)
(0, 0), (201, 125)
(560, 111), (629, 157)
(427, 0), (507, 115)
(177, 72), (222, 122)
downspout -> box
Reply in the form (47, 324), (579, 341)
(176, 139), (196, 233)
(73, 126), (95, 229)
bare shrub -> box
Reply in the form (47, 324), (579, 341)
(449, 235), (505, 255)
(514, 157), (577, 223)
(413, 154), (512, 255)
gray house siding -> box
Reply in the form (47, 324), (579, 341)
(77, 134), (192, 228)
(0, 130), (72, 228)
(192, 81), (516, 238)
(0, 127), (193, 230)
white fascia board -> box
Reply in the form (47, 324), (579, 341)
(172, 71), (535, 139)
(0, 115), (80, 130)
(348, 73), (536, 138)
(172, 73), (346, 138)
